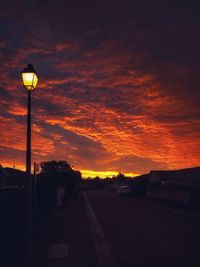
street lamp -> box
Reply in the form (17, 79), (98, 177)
(22, 65), (38, 91)
(22, 64), (38, 174)
(22, 64), (38, 267)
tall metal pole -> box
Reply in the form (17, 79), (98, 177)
(22, 64), (38, 267)
(26, 90), (33, 267)
(26, 90), (31, 174)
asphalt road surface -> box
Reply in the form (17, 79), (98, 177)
(85, 190), (200, 267)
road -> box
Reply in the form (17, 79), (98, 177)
(2, 189), (200, 267)
(85, 190), (200, 267)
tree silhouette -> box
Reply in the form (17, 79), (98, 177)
(40, 160), (71, 174)
(115, 172), (125, 181)
(40, 160), (82, 192)
(36, 160), (82, 214)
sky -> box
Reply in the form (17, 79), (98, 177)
(0, 0), (200, 178)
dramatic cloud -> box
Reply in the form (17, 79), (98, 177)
(0, 0), (199, 177)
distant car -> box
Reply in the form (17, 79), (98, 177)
(117, 185), (131, 196)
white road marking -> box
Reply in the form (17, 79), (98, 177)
(83, 192), (118, 267)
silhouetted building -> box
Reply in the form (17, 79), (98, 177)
(0, 165), (9, 188)
(128, 174), (149, 195)
(147, 167), (200, 205)
(148, 167), (200, 186)
(0, 166), (26, 188)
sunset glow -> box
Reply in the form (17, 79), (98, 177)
(0, 1), (199, 178)
(81, 170), (139, 179)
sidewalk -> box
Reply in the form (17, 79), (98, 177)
(38, 192), (98, 267)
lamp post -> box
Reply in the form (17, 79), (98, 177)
(21, 64), (38, 267)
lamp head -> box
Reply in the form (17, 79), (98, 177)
(21, 64), (38, 90)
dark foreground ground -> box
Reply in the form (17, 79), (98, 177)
(86, 190), (200, 267)
(0, 191), (26, 267)
(1, 189), (200, 267)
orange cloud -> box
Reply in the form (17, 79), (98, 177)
(35, 93), (200, 172)
(0, 19), (199, 176)
(8, 102), (27, 116)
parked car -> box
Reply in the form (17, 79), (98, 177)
(117, 185), (131, 196)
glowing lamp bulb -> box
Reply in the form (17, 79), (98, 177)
(21, 64), (38, 90)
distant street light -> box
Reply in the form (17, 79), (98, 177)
(22, 64), (38, 267)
